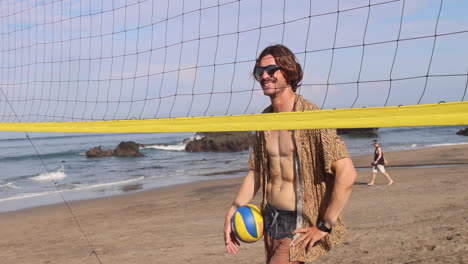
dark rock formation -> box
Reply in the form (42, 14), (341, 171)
(185, 132), (255, 152)
(85, 146), (113, 158)
(86, 141), (144, 158)
(113, 141), (144, 157)
(337, 128), (379, 136)
(456, 127), (468, 136)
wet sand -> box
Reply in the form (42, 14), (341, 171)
(0, 145), (467, 264)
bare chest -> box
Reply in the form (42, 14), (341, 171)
(266, 130), (295, 158)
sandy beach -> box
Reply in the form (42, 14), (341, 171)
(0, 145), (467, 264)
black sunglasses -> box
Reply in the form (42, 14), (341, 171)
(254, 65), (281, 79)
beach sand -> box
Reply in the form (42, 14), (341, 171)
(0, 145), (467, 264)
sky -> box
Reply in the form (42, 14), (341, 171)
(0, 0), (467, 124)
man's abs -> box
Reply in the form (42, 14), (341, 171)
(266, 130), (297, 211)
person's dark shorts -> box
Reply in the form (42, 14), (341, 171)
(263, 203), (297, 239)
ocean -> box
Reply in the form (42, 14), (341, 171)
(0, 126), (467, 212)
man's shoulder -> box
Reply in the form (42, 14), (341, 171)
(296, 95), (320, 111)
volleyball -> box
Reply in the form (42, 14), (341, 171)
(231, 204), (264, 243)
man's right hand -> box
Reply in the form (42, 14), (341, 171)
(224, 216), (240, 254)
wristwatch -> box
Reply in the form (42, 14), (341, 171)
(317, 220), (332, 234)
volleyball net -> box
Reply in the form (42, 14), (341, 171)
(1, 0), (467, 133)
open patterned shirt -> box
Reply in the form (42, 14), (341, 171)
(249, 94), (350, 262)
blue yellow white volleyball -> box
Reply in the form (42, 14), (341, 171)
(231, 204), (264, 243)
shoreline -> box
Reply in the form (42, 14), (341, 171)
(0, 144), (467, 263)
(350, 143), (468, 167)
(1, 143), (468, 214)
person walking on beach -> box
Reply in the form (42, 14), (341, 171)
(223, 44), (357, 264)
(367, 139), (394, 186)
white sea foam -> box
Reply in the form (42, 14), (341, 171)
(139, 135), (202, 152)
(147, 175), (169, 180)
(30, 171), (66, 182)
(182, 134), (202, 143)
(0, 182), (19, 190)
(30, 164), (66, 182)
(73, 176), (145, 191)
(425, 142), (468, 147)
(0, 190), (59, 202)
(0, 177), (146, 203)
(141, 144), (186, 151)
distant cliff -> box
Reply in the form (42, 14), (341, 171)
(185, 132), (255, 152)
(337, 128), (379, 136)
(185, 128), (381, 152)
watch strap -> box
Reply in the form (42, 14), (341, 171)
(317, 220), (332, 233)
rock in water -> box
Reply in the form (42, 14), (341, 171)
(86, 141), (144, 158)
(456, 127), (468, 136)
(113, 141), (144, 157)
(85, 146), (113, 158)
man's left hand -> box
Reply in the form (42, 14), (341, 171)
(291, 227), (328, 251)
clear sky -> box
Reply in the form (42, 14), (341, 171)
(0, 0), (467, 125)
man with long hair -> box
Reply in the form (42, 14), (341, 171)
(223, 44), (357, 263)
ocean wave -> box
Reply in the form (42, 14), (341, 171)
(0, 150), (78, 162)
(72, 176), (145, 191)
(425, 142), (468, 148)
(141, 143), (186, 151)
(30, 165), (66, 182)
(199, 168), (249, 177)
(393, 142), (468, 150)
(187, 135), (202, 141)
(138, 165), (164, 170)
(0, 190), (60, 202)
(0, 176), (146, 203)
(380, 126), (465, 133)
(0, 182), (19, 190)
(370, 142), (468, 154)
(0, 133), (130, 143)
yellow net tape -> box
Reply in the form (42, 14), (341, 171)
(1, 102), (467, 133)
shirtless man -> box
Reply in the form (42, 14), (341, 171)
(368, 139), (393, 186)
(223, 44), (357, 263)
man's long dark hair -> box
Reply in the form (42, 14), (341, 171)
(253, 44), (303, 92)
